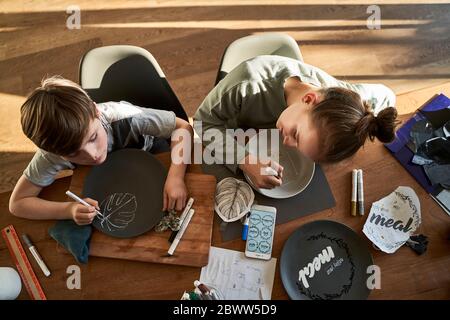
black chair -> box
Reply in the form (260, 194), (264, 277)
(79, 45), (188, 153)
(79, 45), (188, 121)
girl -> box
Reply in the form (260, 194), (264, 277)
(194, 55), (398, 189)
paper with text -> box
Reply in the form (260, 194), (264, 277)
(200, 246), (277, 300)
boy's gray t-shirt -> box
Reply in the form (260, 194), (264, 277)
(23, 101), (176, 187)
(193, 55), (396, 173)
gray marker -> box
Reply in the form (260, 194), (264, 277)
(357, 169), (364, 216)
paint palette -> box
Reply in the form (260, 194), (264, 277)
(244, 130), (315, 199)
(280, 220), (373, 300)
(83, 149), (167, 238)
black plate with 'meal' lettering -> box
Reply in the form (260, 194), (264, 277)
(82, 149), (167, 238)
(280, 220), (373, 300)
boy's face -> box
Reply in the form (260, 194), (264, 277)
(63, 115), (108, 165)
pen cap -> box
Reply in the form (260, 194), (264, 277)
(21, 234), (33, 248)
(352, 169), (358, 183)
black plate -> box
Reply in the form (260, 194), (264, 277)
(280, 220), (373, 300)
(82, 149), (167, 238)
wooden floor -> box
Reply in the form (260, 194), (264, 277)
(1, 0), (450, 192)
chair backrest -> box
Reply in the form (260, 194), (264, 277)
(79, 45), (188, 121)
(215, 33), (303, 85)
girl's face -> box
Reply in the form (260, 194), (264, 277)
(63, 112), (108, 165)
(276, 92), (322, 161)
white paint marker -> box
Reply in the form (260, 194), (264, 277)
(169, 197), (194, 243)
(22, 234), (51, 277)
(168, 209), (195, 256)
(65, 190), (104, 218)
(357, 169), (364, 216)
(264, 166), (280, 178)
(351, 169), (358, 216)
(179, 198), (194, 223)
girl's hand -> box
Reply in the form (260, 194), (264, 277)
(68, 197), (99, 225)
(239, 154), (284, 189)
(163, 175), (188, 212)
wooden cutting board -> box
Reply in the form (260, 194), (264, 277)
(65, 153), (216, 267)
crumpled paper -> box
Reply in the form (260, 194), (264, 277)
(363, 186), (421, 253)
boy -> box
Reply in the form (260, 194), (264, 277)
(9, 76), (193, 225)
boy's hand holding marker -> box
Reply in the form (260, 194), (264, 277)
(67, 199), (99, 225)
(239, 154), (284, 189)
(65, 191), (102, 226)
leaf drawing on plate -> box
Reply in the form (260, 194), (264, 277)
(99, 193), (137, 231)
(215, 177), (254, 222)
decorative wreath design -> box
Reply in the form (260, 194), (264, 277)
(394, 191), (420, 229)
(296, 232), (356, 300)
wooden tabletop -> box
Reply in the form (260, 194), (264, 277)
(1, 113), (449, 300)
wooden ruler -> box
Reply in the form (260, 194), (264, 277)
(1, 225), (47, 300)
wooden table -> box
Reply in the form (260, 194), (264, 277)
(1, 113), (449, 300)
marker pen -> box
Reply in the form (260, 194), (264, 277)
(357, 169), (364, 216)
(242, 213), (250, 241)
(351, 169), (358, 216)
(65, 190), (104, 218)
(194, 282), (212, 300)
(188, 291), (200, 300)
(195, 280), (217, 300)
(22, 234), (51, 277)
(194, 280), (212, 294)
(168, 209), (195, 256)
(264, 166), (281, 179)
(169, 197), (194, 243)
(194, 287), (207, 300)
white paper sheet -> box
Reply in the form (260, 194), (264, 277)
(199, 246), (277, 300)
(363, 186), (421, 253)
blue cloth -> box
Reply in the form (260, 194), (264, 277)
(49, 220), (92, 264)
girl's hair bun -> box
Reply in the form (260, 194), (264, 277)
(357, 102), (399, 143)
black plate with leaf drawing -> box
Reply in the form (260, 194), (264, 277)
(83, 149), (167, 238)
(280, 220), (373, 300)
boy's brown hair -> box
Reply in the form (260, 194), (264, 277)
(21, 76), (96, 156)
